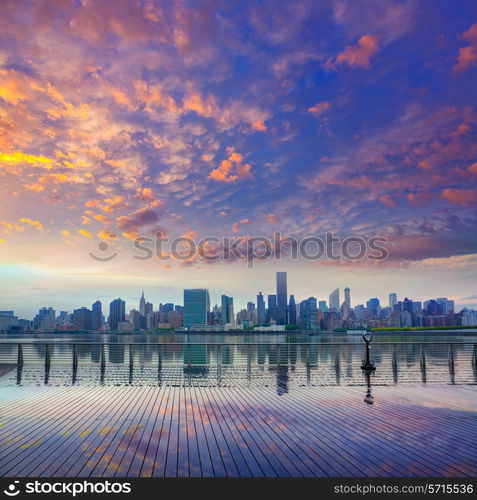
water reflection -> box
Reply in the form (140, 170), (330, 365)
(3, 341), (476, 389)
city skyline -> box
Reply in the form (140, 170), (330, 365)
(2, 270), (474, 329)
(1, 1), (477, 315)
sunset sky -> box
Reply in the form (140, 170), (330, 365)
(1, 0), (477, 318)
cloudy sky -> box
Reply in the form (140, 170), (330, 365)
(1, 0), (477, 318)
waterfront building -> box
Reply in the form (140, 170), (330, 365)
(184, 289), (210, 328)
(276, 272), (288, 325)
(109, 298), (126, 331)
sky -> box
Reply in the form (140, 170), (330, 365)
(1, 0), (477, 318)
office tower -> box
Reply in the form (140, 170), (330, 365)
(109, 298), (126, 331)
(33, 307), (56, 331)
(341, 287), (351, 319)
(267, 294), (277, 324)
(344, 287), (351, 309)
(0, 311), (19, 330)
(184, 289), (210, 327)
(221, 295), (234, 325)
(72, 307), (92, 330)
(276, 271), (288, 325)
(129, 309), (141, 330)
(139, 290), (146, 316)
(389, 293), (398, 308)
(329, 288), (340, 312)
(366, 298), (380, 317)
(412, 301), (422, 313)
(299, 297), (318, 330)
(247, 301), (256, 325)
(288, 295), (297, 324)
(256, 292), (266, 325)
(403, 298), (413, 314)
(91, 300), (102, 331)
(318, 300), (329, 312)
(436, 298), (454, 314)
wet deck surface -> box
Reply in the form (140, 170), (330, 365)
(1, 383), (476, 477)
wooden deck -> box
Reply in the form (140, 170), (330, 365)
(1, 383), (476, 477)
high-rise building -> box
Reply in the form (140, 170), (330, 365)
(256, 292), (266, 325)
(139, 290), (146, 317)
(73, 307), (92, 330)
(184, 289), (210, 327)
(91, 300), (102, 331)
(276, 272), (288, 325)
(318, 300), (329, 312)
(389, 293), (397, 308)
(366, 298), (380, 317)
(329, 288), (340, 312)
(221, 295), (234, 325)
(267, 294), (277, 324)
(299, 297), (318, 330)
(341, 287), (351, 319)
(403, 297), (413, 314)
(436, 298), (455, 314)
(109, 298), (126, 331)
(288, 295), (297, 325)
(33, 307), (56, 331)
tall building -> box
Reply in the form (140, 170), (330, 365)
(267, 294), (277, 324)
(329, 288), (340, 312)
(366, 298), (380, 317)
(341, 287), (351, 319)
(221, 295), (234, 325)
(73, 307), (92, 330)
(109, 298), (126, 331)
(139, 290), (146, 317)
(91, 300), (102, 331)
(389, 293), (398, 308)
(184, 289), (210, 328)
(299, 297), (318, 330)
(276, 271), (288, 325)
(256, 292), (266, 325)
(288, 295), (297, 325)
(318, 300), (329, 312)
(33, 307), (56, 331)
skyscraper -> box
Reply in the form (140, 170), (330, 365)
(91, 300), (102, 331)
(221, 295), (234, 325)
(366, 298), (380, 317)
(109, 298), (126, 331)
(267, 294), (277, 324)
(329, 288), (340, 312)
(299, 297), (318, 330)
(184, 289), (210, 327)
(276, 271), (288, 325)
(288, 295), (297, 325)
(139, 290), (146, 317)
(389, 293), (397, 308)
(256, 292), (266, 325)
(73, 307), (92, 330)
(341, 287), (351, 319)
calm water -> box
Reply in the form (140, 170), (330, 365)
(1, 331), (476, 344)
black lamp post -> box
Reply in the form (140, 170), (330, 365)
(361, 332), (376, 371)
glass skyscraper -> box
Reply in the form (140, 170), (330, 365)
(109, 298), (125, 331)
(276, 271), (288, 325)
(184, 289), (210, 327)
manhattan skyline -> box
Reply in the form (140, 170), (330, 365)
(1, 1), (477, 316)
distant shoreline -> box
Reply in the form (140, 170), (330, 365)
(1, 328), (477, 335)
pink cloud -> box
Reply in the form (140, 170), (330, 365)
(335, 35), (379, 69)
(454, 23), (477, 72)
(308, 101), (331, 116)
(441, 188), (477, 206)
